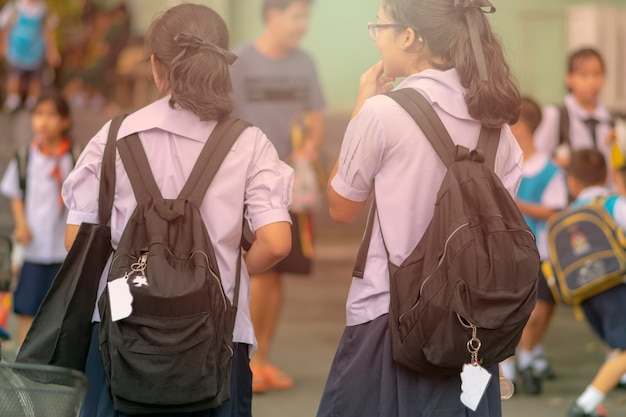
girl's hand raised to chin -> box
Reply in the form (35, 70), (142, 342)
(352, 61), (396, 118)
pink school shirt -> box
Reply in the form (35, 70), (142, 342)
(332, 69), (523, 326)
(62, 95), (294, 352)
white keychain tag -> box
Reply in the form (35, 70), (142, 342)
(108, 275), (134, 322)
(460, 363), (492, 411)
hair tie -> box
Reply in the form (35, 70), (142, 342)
(172, 33), (238, 66)
(454, 0), (496, 82)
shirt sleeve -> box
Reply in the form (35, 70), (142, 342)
(330, 100), (386, 202)
(534, 105), (560, 156)
(62, 122), (111, 225)
(0, 159), (22, 200)
(541, 169), (568, 210)
(244, 128), (293, 232)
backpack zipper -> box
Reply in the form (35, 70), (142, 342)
(396, 219), (535, 325)
(193, 250), (229, 312)
(398, 222), (470, 325)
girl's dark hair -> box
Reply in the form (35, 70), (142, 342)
(568, 47), (605, 74)
(383, 0), (520, 128)
(568, 148), (607, 187)
(145, 4), (236, 121)
(34, 90), (72, 136)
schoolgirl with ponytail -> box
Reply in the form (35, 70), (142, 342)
(320, 1), (522, 416)
(63, 4), (293, 417)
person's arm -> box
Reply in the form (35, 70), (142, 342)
(11, 198), (31, 245)
(298, 110), (324, 162)
(515, 201), (559, 221)
(352, 61), (395, 119)
(243, 222), (291, 275)
(327, 161), (367, 224)
(65, 224), (80, 251)
(44, 16), (60, 67)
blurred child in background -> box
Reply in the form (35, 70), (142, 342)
(534, 48), (613, 168)
(0, 0), (60, 112)
(0, 91), (72, 346)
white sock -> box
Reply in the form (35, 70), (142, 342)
(532, 356), (549, 372)
(621, 372), (626, 385)
(517, 349), (534, 370)
(531, 344), (545, 358)
(5, 94), (20, 110)
(500, 358), (516, 382)
(576, 386), (605, 414)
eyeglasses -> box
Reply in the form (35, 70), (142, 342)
(367, 22), (405, 41)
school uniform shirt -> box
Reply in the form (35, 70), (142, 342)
(332, 68), (523, 327)
(0, 144), (72, 264)
(0, 0), (58, 69)
(534, 94), (613, 163)
(518, 153), (568, 259)
(62, 96), (294, 354)
(230, 42), (326, 161)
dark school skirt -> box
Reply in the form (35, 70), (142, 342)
(81, 323), (253, 417)
(273, 211), (314, 275)
(317, 314), (502, 417)
(13, 262), (62, 317)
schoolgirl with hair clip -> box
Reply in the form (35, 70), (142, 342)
(318, 0), (523, 416)
(63, 4), (293, 417)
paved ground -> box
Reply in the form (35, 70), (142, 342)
(0, 108), (625, 416)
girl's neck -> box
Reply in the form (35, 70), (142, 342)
(574, 95), (598, 115)
(40, 136), (64, 150)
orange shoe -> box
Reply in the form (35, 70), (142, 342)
(251, 364), (269, 393)
(264, 364), (294, 390)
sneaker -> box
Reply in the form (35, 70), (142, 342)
(532, 356), (556, 380)
(520, 367), (541, 395)
(567, 403), (605, 417)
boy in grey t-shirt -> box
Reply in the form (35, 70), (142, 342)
(229, 0), (325, 394)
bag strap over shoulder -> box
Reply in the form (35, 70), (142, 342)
(99, 115), (126, 227)
(117, 116), (251, 209)
(179, 116), (252, 208)
(386, 89), (457, 168)
(352, 89), (501, 278)
(558, 104), (570, 148)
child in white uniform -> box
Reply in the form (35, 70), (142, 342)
(0, 91), (72, 346)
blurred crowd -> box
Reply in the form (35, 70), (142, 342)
(0, 0), (137, 113)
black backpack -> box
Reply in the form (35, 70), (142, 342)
(98, 116), (251, 414)
(353, 89), (539, 376)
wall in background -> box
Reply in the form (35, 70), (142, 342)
(117, 0), (626, 113)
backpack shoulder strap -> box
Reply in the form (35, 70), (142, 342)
(353, 199), (376, 278)
(15, 146), (29, 197)
(117, 133), (165, 206)
(179, 116), (252, 207)
(476, 126), (501, 171)
(99, 115), (126, 226)
(385, 89), (457, 168)
(558, 104), (571, 148)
